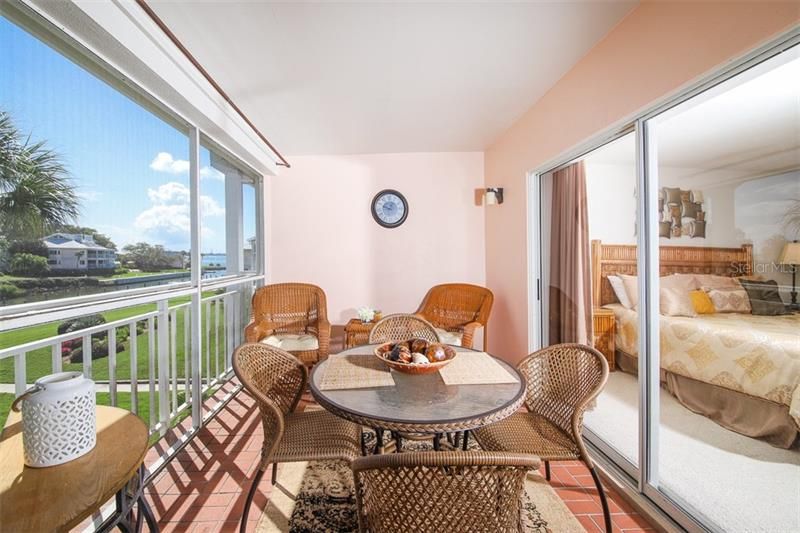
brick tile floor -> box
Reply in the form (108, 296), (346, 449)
(138, 383), (657, 533)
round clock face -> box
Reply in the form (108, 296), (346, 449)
(371, 189), (408, 228)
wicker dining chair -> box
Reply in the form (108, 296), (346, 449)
(368, 313), (440, 344)
(415, 283), (493, 350)
(474, 343), (611, 532)
(233, 343), (361, 533)
(352, 451), (540, 533)
(244, 283), (330, 365)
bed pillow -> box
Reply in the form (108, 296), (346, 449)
(705, 287), (751, 313)
(619, 274), (639, 309)
(660, 287), (697, 317)
(739, 280), (789, 316)
(608, 275), (634, 308)
(661, 273), (699, 291)
(689, 290), (715, 314)
(694, 274), (741, 290)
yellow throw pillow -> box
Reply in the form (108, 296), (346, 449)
(689, 290), (715, 314)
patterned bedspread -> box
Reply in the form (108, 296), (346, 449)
(606, 304), (800, 428)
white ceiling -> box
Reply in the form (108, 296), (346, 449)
(147, 1), (636, 156)
(585, 47), (800, 185)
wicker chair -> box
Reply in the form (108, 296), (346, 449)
(244, 283), (330, 365)
(233, 343), (361, 533)
(474, 343), (611, 532)
(352, 451), (540, 533)
(415, 283), (493, 350)
(368, 313), (440, 344)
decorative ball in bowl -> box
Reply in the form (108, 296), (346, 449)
(374, 339), (457, 375)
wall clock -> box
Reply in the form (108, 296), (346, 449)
(371, 189), (408, 228)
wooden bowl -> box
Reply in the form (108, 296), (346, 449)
(374, 341), (457, 375)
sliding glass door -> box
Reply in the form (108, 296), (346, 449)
(535, 36), (800, 532)
(641, 42), (800, 533)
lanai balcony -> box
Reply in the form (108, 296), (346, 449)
(2, 1), (798, 533)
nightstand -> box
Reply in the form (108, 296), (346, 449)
(592, 307), (616, 371)
(343, 319), (376, 349)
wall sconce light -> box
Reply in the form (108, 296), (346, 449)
(474, 187), (505, 206)
(485, 187), (504, 205)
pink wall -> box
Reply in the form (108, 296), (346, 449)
(267, 152), (485, 324)
(484, 2), (800, 363)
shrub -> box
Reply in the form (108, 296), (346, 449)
(69, 339), (125, 363)
(8, 240), (48, 258)
(0, 283), (23, 301)
(57, 314), (107, 335)
(8, 253), (49, 277)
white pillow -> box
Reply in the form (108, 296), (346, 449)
(660, 287), (697, 317)
(695, 274), (741, 290)
(433, 327), (462, 346)
(619, 274), (639, 309)
(662, 273), (699, 291)
(608, 275), (634, 309)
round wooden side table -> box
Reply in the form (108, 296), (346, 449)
(0, 405), (158, 532)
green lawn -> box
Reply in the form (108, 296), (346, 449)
(1, 293), (228, 385)
(1, 291), (235, 440)
(102, 269), (189, 280)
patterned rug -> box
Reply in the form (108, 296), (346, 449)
(256, 432), (583, 532)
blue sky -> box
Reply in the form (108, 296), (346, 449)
(0, 17), (255, 253)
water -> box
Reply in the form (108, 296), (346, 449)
(4, 254), (228, 306)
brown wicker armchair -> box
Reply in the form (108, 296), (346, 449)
(368, 313), (440, 344)
(245, 283), (330, 365)
(352, 451), (540, 533)
(233, 343), (361, 533)
(415, 283), (493, 350)
(474, 343), (611, 532)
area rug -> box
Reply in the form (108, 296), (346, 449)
(255, 433), (583, 533)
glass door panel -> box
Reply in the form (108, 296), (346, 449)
(644, 44), (800, 532)
(540, 131), (642, 471)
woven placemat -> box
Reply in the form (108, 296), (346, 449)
(438, 351), (518, 385)
(318, 353), (395, 390)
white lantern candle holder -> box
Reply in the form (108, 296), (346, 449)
(11, 371), (96, 468)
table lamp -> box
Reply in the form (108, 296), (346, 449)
(779, 240), (800, 310)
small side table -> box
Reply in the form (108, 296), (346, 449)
(343, 318), (377, 349)
(592, 307), (616, 371)
(0, 405), (158, 532)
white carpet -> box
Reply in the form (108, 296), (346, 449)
(584, 371), (800, 533)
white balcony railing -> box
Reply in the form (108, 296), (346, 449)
(0, 276), (259, 476)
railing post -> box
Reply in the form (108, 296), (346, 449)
(157, 300), (169, 435)
(170, 309), (178, 416)
(51, 344), (62, 374)
(130, 321), (138, 415)
(189, 125), (203, 428)
(148, 317), (156, 430)
(14, 352), (25, 397)
(82, 334), (92, 379)
(109, 326), (117, 406)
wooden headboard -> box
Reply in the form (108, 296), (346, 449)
(591, 240), (754, 307)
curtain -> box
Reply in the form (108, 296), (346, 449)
(549, 160), (592, 345)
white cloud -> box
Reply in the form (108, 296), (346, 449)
(149, 152), (189, 174)
(134, 182), (225, 249)
(200, 166), (225, 181)
(150, 151), (226, 181)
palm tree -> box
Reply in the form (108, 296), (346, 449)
(0, 111), (80, 240)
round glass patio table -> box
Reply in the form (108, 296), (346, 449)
(309, 344), (526, 436)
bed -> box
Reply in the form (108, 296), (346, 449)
(591, 240), (800, 448)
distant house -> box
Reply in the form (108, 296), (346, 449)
(43, 233), (116, 271)
(243, 236), (257, 271)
